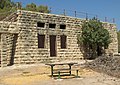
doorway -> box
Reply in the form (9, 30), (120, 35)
(50, 35), (56, 57)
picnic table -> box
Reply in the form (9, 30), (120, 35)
(46, 62), (78, 78)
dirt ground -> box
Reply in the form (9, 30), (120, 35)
(0, 62), (120, 85)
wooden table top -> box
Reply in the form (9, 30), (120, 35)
(45, 62), (78, 66)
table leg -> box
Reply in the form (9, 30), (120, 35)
(58, 71), (61, 79)
(69, 64), (72, 75)
(51, 65), (54, 77)
(76, 70), (79, 78)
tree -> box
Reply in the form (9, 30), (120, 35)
(0, 1), (50, 20)
(25, 3), (37, 11)
(23, 3), (50, 13)
(16, 2), (22, 9)
(78, 18), (111, 59)
(0, 0), (13, 9)
(37, 5), (50, 13)
(0, 0), (16, 20)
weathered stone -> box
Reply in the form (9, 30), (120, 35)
(0, 10), (118, 67)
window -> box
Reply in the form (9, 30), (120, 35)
(38, 34), (45, 48)
(60, 35), (67, 48)
(49, 23), (56, 28)
(60, 24), (66, 29)
(37, 22), (45, 27)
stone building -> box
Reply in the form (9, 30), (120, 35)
(0, 10), (118, 67)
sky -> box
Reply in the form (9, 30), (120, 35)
(13, 0), (120, 30)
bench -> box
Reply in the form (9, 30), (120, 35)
(46, 62), (80, 79)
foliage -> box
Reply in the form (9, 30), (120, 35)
(37, 5), (50, 13)
(23, 3), (50, 13)
(117, 30), (120, 53)
(24, 3), (37, 11)
(0, 0), (16, 20)
(78, 18), (111, 59)
(16, 2), (22, 9)
(0, 1), (50, 20)
(0, 0), (14, 9)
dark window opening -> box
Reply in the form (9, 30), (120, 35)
(38, 34), (45, 48)
(37, 22), (45, 27)
(60, 35), (67, 49)
(49, 23), (56, 28)
(60, 24), (66, 29)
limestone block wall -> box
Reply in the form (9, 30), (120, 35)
(103, 23), (118, 55)
(0, 33), (18, 67)
(0, 21), (18, 33)
(6, 34), (18, 66)
(14, 10), (84, 64)
(0, 34), (8, 67)
(0, 10), (118, 66)
(0, 21), (18, 67)
(14, 10), (118, 64)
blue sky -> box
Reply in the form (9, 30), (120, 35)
(13, 0), (120, 30)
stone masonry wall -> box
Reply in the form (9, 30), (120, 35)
(0, 21), (18, 33)
(0, 10), (118, 66)
(13, 10), (118, 64)
(103, 23), (118, 54)
(0, 21), (18, 67)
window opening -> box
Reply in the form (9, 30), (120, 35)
(49, 23), (56, 28)
(38, 34), (45, 48)
(60, 35), (67, 48)
(60, 24), (66, 29)
(37, 22), (45, 27)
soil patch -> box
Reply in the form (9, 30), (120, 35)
(85, 55), (120, 78)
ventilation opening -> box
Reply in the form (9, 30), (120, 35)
(37, 22), (45, 27)
(60, 35), (67, 49)
(60, 24), (66, 29)
(49, 23), (56, 28)
(38, 34), (45, 48)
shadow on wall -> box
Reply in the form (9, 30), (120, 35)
(7, 34), (18, 66)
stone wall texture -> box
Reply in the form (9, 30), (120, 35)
(0, 10), (118, 67)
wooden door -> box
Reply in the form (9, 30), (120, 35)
(50, 35), (56, 57)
